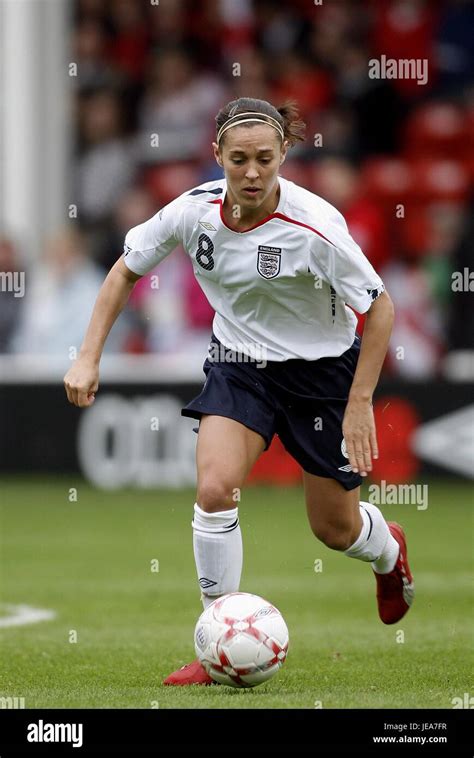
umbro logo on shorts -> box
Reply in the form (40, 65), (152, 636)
(257, 245), (282, 279)
(338, 437), (353, 472)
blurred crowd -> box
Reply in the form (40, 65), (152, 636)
(2, 0), (473, 377)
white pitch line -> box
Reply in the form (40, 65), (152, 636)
(0, 604), (56, 628)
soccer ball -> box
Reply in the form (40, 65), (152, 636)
(194, 592), (289, 687)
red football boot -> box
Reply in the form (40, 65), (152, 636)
(163, 659), (217, 686)
(374, 522), (415, 624)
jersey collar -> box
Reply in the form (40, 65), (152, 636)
(213, 176), (288, 234)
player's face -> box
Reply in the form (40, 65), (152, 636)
(213, 125), (287, 213)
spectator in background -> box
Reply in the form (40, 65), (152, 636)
(307, 1), (368, 69)
(107, 0), (150, 84)
(0, 237), (25, 353)
(269, 51), (333, 121)
(147, 0), (188, 50)
(218, 0), (255, 55)
(370, 0), (438, 98)
(137, 48), (226, 163)
(72, 20), (119, 92)
(333, 44), (403, 157)
(184, 0), (228, 66)
(226, 48), (270, 103)
(304, 105), (358, 161)
(76, 89), (136, 231)
(12, 228), (129, 355)
(255, 0), (308, 58)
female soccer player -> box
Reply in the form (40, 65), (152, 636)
(64, 97), (414, 686)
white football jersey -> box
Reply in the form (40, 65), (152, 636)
(123, 176), (385, 361)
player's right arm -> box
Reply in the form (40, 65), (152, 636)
(64, 258), (141, 407)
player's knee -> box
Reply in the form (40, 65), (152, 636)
(311, 523), (354, 551)
(197, 479), (237, 513)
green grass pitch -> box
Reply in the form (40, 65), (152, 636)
(0, 477), (472, 709)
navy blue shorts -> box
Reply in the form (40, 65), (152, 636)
(181, 334), (363, 491)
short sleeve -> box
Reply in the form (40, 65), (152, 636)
(122, 195), (185, 276)
(308, 209), (385, 314)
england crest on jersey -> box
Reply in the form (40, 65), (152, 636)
(257, 245), (282, 279)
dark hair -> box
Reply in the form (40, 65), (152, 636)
(215, 97), (306, 147)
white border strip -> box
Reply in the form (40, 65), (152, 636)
(0, 355), (204, 384)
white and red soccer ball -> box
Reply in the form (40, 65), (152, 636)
(194, 592), (289, 687)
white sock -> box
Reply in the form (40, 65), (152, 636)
(344, 501), (399, 574)
(192, 502), (243, 609)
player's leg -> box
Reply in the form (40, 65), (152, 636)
(193, 414), (266, 607)
(164, 414), (265, 686)
(303, 474), (362, 550)
(303, 473), (415, 624)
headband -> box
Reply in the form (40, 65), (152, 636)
(217, 111), (285, 143)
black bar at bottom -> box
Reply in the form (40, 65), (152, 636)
(0, 708), (472, 756)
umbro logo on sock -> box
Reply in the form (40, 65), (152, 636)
(199, 577), (218, 589)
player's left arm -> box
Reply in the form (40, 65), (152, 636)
(342, 290), (394, 476)
(308, 206), (394, 477)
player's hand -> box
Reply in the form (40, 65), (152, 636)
(342, 397), (378, 477)
(64, 359), (99, 408)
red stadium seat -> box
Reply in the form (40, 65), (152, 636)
(411, 159), (470, 203)
(362, 159), (428, 259)
(361, 158), (411, 257)
(362, 158), (416, 218)
(403, 103), (470, 159)
(145, 163), (200, 206)
(398, 207), (431, 258)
